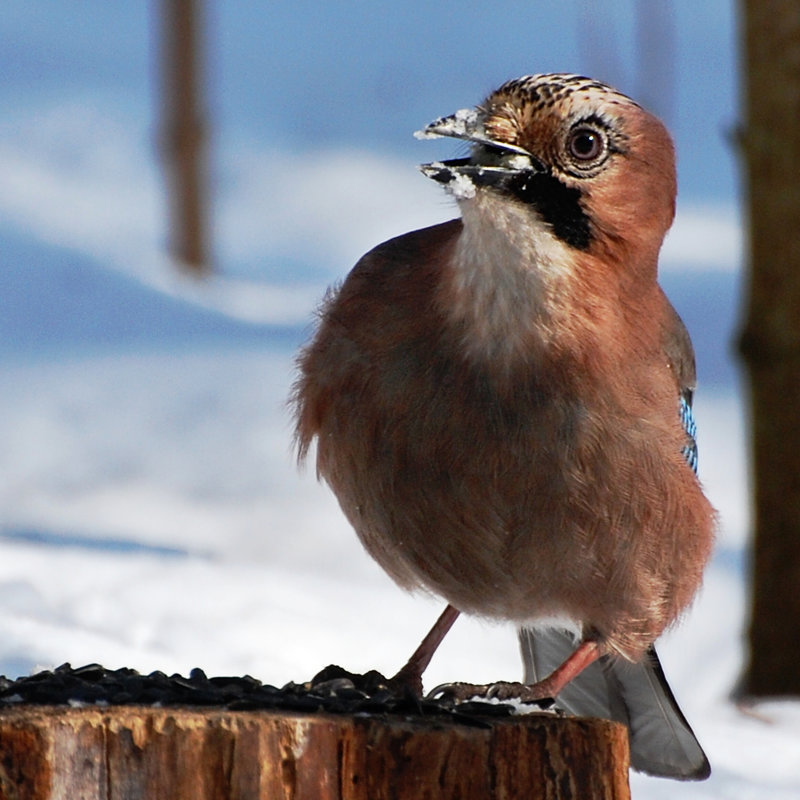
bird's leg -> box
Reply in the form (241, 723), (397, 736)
(389, 604), (461, 695)
(429, 639), (602, 703)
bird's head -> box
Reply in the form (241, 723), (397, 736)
(417, 73), (677, 269)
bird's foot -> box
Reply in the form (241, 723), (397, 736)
(387, 604), (462, 698)
(427, 679), (556, 705)
(386, 664), (424, 698)
(426, 640), (601, 707)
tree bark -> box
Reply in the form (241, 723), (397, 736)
(738, 0), (800, 696)
(159, 0), (211, 274)
(0, 706), (630, 799)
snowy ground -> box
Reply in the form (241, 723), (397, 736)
(0, 341), (798, 798)
(2, 3), (776, 795)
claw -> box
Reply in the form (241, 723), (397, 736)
(426, 681), (489, 702)
(427, 679), (556, 708)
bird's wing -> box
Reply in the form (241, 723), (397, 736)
(660, 290), (696, 397)
(660, 292), (700, 464)
(515, 295), (709, 780)
(518, 626), (710, 780)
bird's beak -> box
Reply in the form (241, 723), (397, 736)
(415, 108), (544, 195)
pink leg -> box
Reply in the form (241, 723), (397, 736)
(390, 604), (461, 694)
(429, 639), (602, 703)
(503, 639), (601, 701)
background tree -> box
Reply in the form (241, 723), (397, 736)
(159, 0), (211, 274)
(738, 0), (800, 697)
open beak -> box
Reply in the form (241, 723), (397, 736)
(415, 108), (545, 193)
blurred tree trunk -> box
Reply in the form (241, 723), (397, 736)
(159, 0), (211, 274)
(738, 0), (800, 697)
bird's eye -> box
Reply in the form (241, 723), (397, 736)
(567, 126), (607, 165)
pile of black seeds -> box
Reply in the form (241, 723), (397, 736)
(0, 663), (545, 725)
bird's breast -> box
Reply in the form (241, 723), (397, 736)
(442, 193), (614, 368)
(297, 221), (710, 645)
(316, 323), (625, 607)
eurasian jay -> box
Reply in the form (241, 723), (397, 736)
(294, 73), (715, 780)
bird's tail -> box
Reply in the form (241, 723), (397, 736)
(518, 627), (710, 780)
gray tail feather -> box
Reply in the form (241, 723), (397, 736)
(518, 627), (710, 781)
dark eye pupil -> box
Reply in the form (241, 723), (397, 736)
(570, 129), (603, 160)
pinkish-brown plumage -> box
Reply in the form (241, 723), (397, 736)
(293, 74), (715, 779)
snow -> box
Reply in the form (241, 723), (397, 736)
(0, 123), (794, 792)
(662, 204), (743, 272)
(429, 163), (479, 200)
(0, 102), (457, 325)
(414, 107), (480, 140)
(0, 112), (793, 796)
(0, 332), (798, 796)
(0, 6), (795, 789)
(448, 170), (479, 200)
(0, 99), (741, 341)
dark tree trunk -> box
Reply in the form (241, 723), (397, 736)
(738, 0), (800, 697)
(159, 0), (211, 274)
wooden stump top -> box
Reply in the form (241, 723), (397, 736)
(0, 705), (630, 800)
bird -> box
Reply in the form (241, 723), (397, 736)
(293, 73), (715, 780)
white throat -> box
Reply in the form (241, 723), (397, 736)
(445, 193), (577, 361)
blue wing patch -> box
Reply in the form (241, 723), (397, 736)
(679, 393), (698, 473)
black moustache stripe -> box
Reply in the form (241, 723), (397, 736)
(504, 171), (593, 251)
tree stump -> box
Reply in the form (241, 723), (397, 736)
(0, 706), (630, 799)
